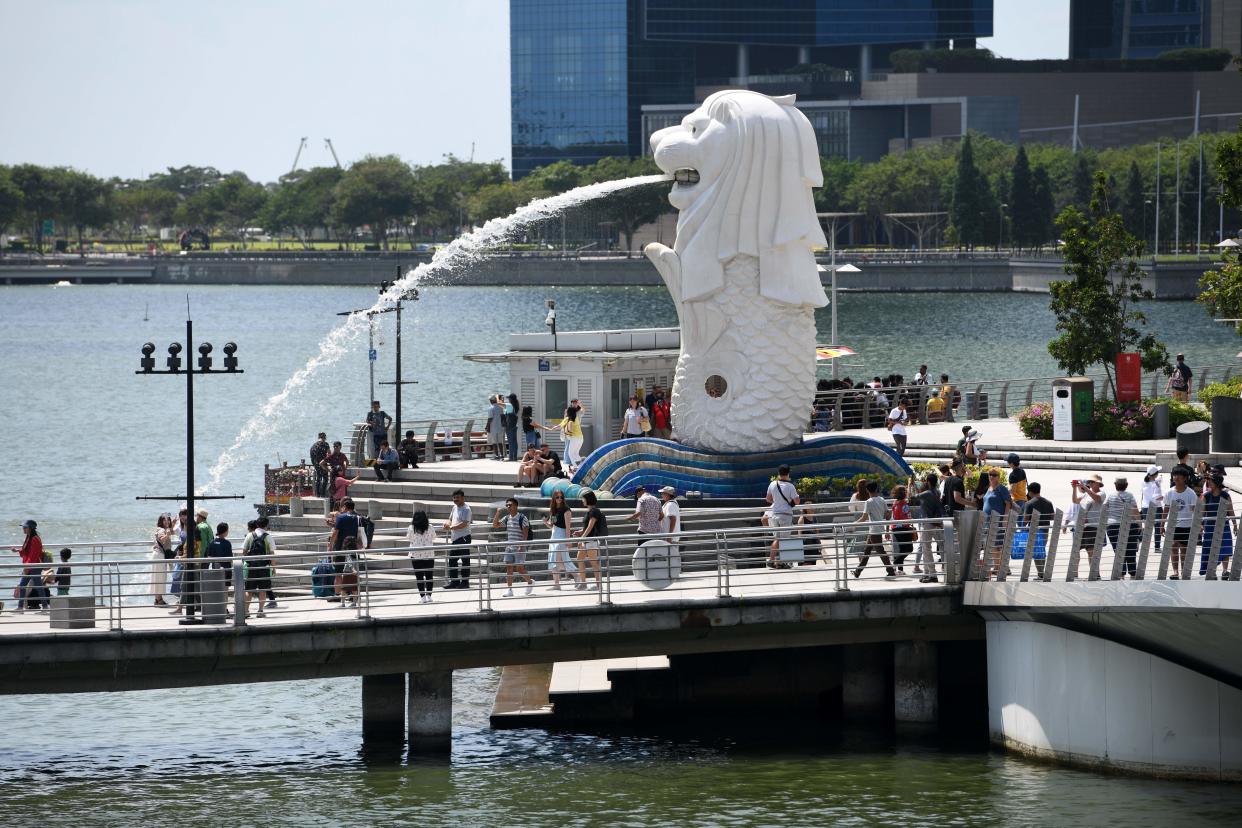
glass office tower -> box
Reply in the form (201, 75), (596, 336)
(511, 0), (993, 177)
(1070, 0), (1210, 59)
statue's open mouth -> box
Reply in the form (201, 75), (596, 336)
(672, 168), (700, 185)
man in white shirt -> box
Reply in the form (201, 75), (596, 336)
(442, 489), (473, 590)
(887, 398), (909, 456)
(853, 480), (896, 578)
(1071, 474), (1105, 579)
(765, 464), (800, 566)
(659, 486), (680, 541)
(1166, 466), (1198, 579)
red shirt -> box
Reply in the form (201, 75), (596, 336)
(19, 535), (43, 565)
(891, 500), (912, 526)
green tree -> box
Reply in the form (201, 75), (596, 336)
(261, 166), (343, 247)
(580, 156), (671, 252)
(60, 170), (115, 252)
(950, 135), (992, 248)
(1032, 165), (1056, 248)
(467, 181), (522, 224)
(1198, 106), (1242, 331)
(1048, 172), (1169, 395)
(113, 185), (178, 248)
(814, 156), (861, 213)
(1008, 146), (1040, 250)
(1120, 161), (1146, 243)
(332, 155), (417, 249)
(1071, 154), (1094, 212)
(0, 166), (23, 243)
(10, 164), (69, 252)
(147, 165), (224, 198)
(211, 173), (268, 247)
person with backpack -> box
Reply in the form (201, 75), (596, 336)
(244, 517), (276, 618)
(406, 509), (438, 603)
(494, 498), (535, 597)
(329, 498), (361, 602)
(1165, 353), (1192, 402)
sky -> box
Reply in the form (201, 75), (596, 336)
(0, 0), (1068, 182)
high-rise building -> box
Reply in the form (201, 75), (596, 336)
(510, 0), (994, 177)
(1069, 0), (1242, 60)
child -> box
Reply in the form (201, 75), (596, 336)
(55, 548), (72, 596)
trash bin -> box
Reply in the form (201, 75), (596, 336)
(964, 392), (990, 419)
(1178, 421), (1211, 455)
(1052, 377), (1094, 441)
(1211, 397), (1242, 452)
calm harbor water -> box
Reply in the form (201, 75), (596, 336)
(2, 282), (1241, 825)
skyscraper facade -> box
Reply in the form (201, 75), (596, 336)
(511, 0), (994, 177)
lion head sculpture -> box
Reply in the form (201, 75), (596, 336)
(648, 90), (828, 308)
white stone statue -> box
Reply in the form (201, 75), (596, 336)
(644, 90), (827, 453)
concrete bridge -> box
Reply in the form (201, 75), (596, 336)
(3, 506), (1240, 778)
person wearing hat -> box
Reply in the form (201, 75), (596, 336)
(625, 485), (662, 536)
(964, 429), (985, 466)
(1141, 465), (1165, 550)
(1070, 474), (1105, 579)
(1106, 478), (1141, 578)
(659, 486), (681, 544)
(10, 519), (47, 612)
(1200, 473), (1234, 578)
(1166, 466), (1197, 579)
(1007, 454), (1028, 513)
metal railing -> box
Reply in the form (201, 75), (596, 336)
(0, 515), (961, 633)
(812, 363), (1235, 433)
(958, 498), (1240, 583)
(348, 417), (490, 466)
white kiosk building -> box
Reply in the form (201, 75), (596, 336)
(464, 327), (679, 456)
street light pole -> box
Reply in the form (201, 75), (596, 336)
(136, 316), (244, 625)
(998, 203), (1008, 251)
(378, 267), (419, 444)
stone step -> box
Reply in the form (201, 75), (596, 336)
(903, 442), (1159, 458)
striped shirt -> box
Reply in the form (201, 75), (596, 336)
(499, 512), (529, 551)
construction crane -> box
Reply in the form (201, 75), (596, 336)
(290, 137), (308, 174)
(324, 138), (341, 168)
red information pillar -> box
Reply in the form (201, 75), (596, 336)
(1116, 352), (1141, 401)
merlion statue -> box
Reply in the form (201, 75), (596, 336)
(644, 90), (827, 453)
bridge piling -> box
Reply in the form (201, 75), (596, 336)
(361, 673), (406, 739)
(842, 644), (889, 719)
(408, 670), (453, 751)
(893, 641), (938, 724)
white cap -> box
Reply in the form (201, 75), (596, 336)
(1146, 464), (1160, 476)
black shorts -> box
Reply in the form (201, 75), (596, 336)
(1081, 527), (1098, 551)
(1174, 526), (1191, 545)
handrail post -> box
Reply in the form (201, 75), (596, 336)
(917, 385), (930, 425)
(358, 550), (370, 619)
(1181, 499), (1206, 580)
(941, 523), (957, 585)
(998, 381), (1010, 418)
(1087, 508), (1108, 581)
(424, 420), (438, 464)
(598, 539), (609, 605)
(998, 511), (1019, 581)
(110, 563), (122, 631)
(1025, 380), (1035, 408)
(832, 393), (844, 432)
(1040, 509), (1064, 582)
(1135, 507), (1157, 580)
(462, 418), (475, 461)
(1155, 507), (1178, 579)
(232, 560), (247, 626)
(1204, 499), (1226, 580)
(1065, 509), (1087, 582)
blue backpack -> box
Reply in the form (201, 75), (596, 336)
(311, 557), (336, 597)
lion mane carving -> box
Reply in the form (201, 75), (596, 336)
(644, 90), (827, 453)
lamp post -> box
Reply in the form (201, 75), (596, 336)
(378, 267), (419, 442)
(136, 316), (244, 625)
(1144, 198), (1153, 256)
(998, 203), (1008, 251)
(335, 307), (378, 405)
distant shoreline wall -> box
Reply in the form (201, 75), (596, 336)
(0, 255), (1213, 298)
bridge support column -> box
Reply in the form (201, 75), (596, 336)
(894, 640), (938, 724)
(408, 670), (453, 750)
(361, 673), (406, 738)
(842, 644), (888, 719)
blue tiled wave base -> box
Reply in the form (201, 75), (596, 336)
(571, 436), (913, 498)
